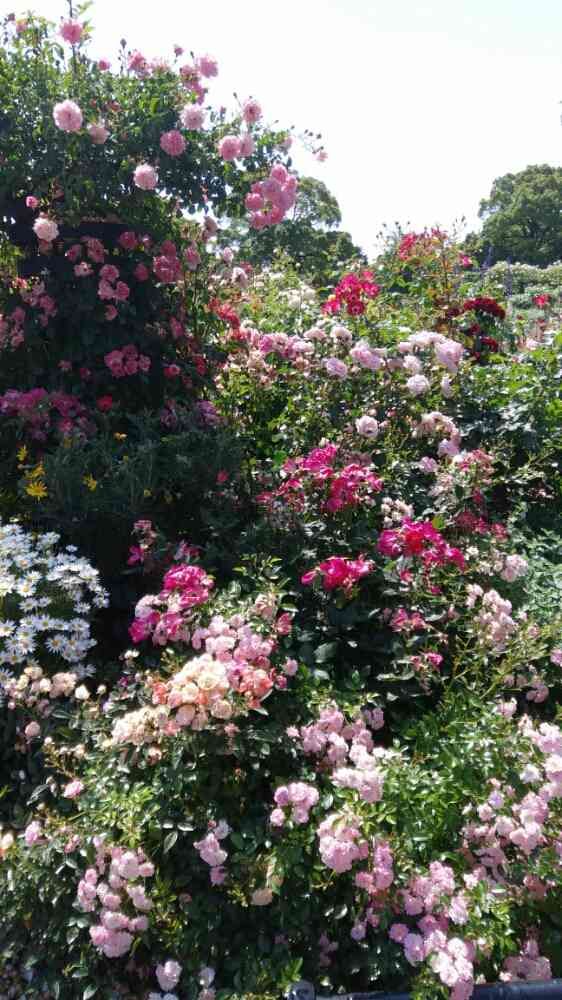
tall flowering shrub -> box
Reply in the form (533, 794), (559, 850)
(0, 7), (296, 577)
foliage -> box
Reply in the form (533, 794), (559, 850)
(477, 165), (562, 267)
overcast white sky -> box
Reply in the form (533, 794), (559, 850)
(17, 0), (562, 254)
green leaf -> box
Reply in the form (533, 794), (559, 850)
(163, 830), (178, 853)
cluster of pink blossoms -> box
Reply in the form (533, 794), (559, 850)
(463, 719), (562, 870)
(218, 133), (255, 161)
(270, 783), (319, 827)
(244, 163), (298, 229)
(378, 518), (466, 572)
(129, 562), (213, 645)
(153, 241), (183, 284)
(289, 704), (387, 804)
(194, 820), (230, 885)
(76, 842), (155, 959)
(257, 443), (383, 515)
(97, 263), (130, 307)
(115, 610), (292, 745)
(301, 556), (373, 593)
(0, 388), (91, 441)
(501, 938), (552, 982)
(104, 344), (151, 378)
(466, 586), (518, 653)
(387, 862), (477, 1000)
(317, 812), (369, 873)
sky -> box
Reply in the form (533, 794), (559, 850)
(16, 0), (562, 255)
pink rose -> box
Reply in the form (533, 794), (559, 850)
(59, 19), (83, 44)
(160, 130), (187, 156)
(324, 357), (348, 379)
(242, 98), (262, 124)
(197, 54), (218, 77)
(53, 99), (83, 132)
(63, 780), (84, 799)
(33, 216), (59, 242)
(87, 122), (109, 144)
(133, 164), (158, 190)
(26, 195), (39, 209)
(156, 960), (182, 991)
(239, 133), (255, 157)
(180, 105), (205, 130)
(218, 135), (241, 161)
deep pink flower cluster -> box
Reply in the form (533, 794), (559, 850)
(104, 344), (151, 378)
(245, 163), (298, 229)
(378, 519), (465, 571)
(301, 556), (373, 593)
(257, 444), (382, 515)
(76, 842), (155, 959)
(129, 562), (214, 645)
(397, 229), (447, 261)
(323, 271), (381, 316)
(0, 387), (91, 441)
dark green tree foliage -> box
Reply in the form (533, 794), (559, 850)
(226, 176), (365, 287)
(478, 164), (562, 266)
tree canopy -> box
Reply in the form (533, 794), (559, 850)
(477, 164), (562, 266)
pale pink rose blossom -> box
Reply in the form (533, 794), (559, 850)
(406, 374), (430, 396)
(242, 99), (262, 124)
(180, 105), (205, 130)
(63, 780), (84, 799)
(156, 960), (182, 991)
(33, 216), (59, 242)
(251, 888), (273, 905)
(355, 415), (379, 438)
(197, 54), (218, 77)
(324, 357), (348, 379)
(53, 99), (83, 132)
(134, 164), (158, 190)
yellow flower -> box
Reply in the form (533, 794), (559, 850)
(17, 445), (28, 462)
(26, 463), (45, 480)
(25, 481), (48, 500)
(114, 432), (127, 441)
(143, 489), (152, 498)
(83, 474), (98, 491)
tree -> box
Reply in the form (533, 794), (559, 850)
(224, 176), (365, 286)
(478, 164), (562, 266)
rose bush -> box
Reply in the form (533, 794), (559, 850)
(1, 6), (562, 1000)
